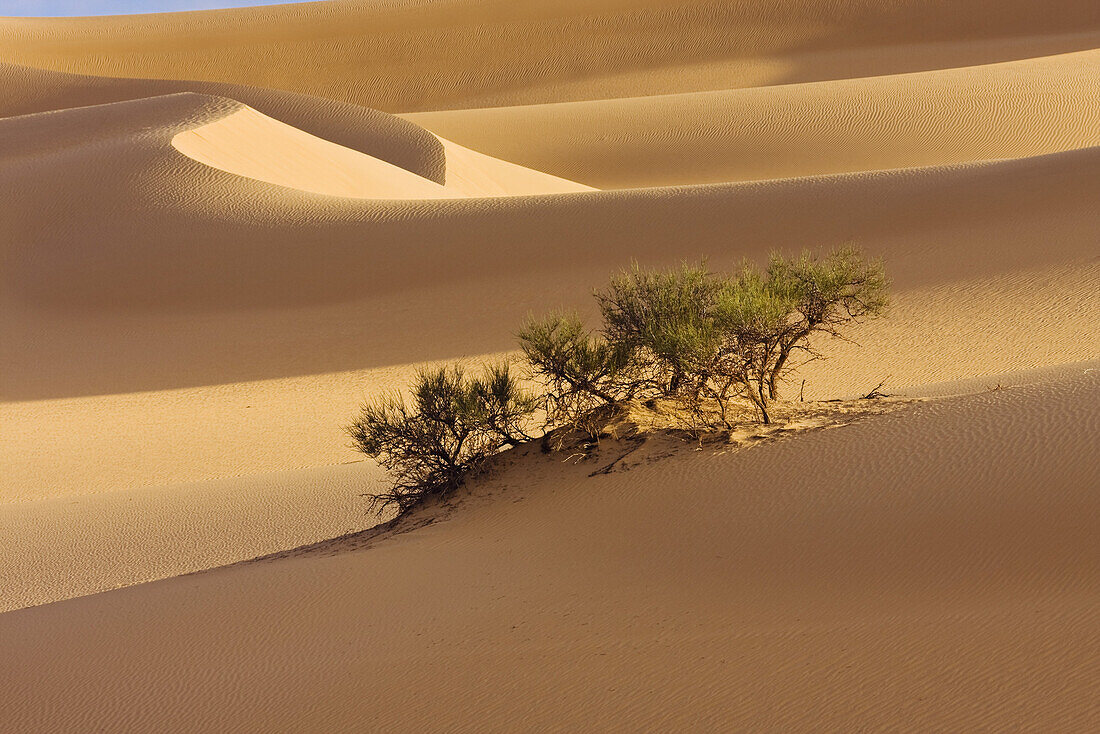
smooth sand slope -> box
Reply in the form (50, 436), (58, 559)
(2, 368), (1098, 731)
(406, 49), (1100, 187)
(1, 0), (1099, 728)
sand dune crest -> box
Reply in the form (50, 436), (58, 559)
(173, 102), (454, 200)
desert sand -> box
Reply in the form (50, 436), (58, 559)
(1, 0), (1098, 730)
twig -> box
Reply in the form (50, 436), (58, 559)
(861, 377), (891, 400)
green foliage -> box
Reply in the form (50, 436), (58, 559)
(597, 261), (726, 396)
(351, 246), (888, 513)
(347, 362), (537, 515)
(522, 247), (888, 425)
(517, 311), (637, 430)
(703, 246), (889, 421)
(760, 245), (890, 401)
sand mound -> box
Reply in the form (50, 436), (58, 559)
(2, 366), (1096, 731)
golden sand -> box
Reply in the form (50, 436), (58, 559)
(1, 1), (1097, 729)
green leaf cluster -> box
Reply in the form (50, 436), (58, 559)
(351, 247), (888, 515)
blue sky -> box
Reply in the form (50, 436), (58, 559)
(0, 0), (317, 16)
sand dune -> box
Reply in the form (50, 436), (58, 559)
(174, 102), (455, 199)
(5, 105), (1096, 397)
(2, 366), (1097, 730)
(0, 60), (447, 179)
(2, 1), (1099, 111)
(2, 0), (1098, 728)
(169, 95), (593, 198)
(406, 49), (1100, 187)
(0, 461), (388, 614)
(3, 87), (1097, 560)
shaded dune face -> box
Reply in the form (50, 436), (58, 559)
(1, 3), (1099, 730)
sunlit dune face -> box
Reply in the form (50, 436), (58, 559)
(172, 104), (455, 200)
